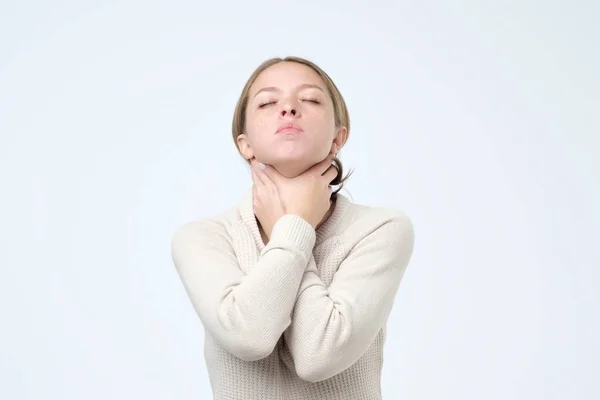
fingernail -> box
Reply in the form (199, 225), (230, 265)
(258, 162), (266, 170)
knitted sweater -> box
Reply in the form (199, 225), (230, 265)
(171, 190), (415, 400)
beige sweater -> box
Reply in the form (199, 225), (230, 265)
(171, 190), (415, 400)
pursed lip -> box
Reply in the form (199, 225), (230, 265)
(276, 123), (304, 134)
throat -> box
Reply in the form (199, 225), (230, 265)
(257, 198), (337, 246)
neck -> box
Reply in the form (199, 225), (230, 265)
(269, 161), (314, 178)
(258, 196), (337, 244)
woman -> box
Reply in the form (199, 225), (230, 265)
(171, 56), (415, 400)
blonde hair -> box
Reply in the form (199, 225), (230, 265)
(231, 56), (352, 198)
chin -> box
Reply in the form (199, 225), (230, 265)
(259, 147), (327, 175)
(268, 156), (316, 178)
(267, 150), (313, 166)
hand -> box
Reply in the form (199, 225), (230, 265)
(250, 159), (286, 240)
(261, 151), (338, 229)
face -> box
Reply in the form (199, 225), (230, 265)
(237, 61), (347, 178)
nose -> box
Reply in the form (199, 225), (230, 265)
(280, 102), (299, 117)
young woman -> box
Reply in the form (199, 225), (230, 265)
(171, 56), (415, 400)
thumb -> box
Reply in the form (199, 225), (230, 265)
(262, 164), (284, 184)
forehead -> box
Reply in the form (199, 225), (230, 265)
(250, 62), (327, 94)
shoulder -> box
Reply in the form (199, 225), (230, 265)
(170, 205), (245, 253)
(343, 198), (414, 236)
(336, 198), (415, 251)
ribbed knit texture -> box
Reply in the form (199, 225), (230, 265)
(171, 190), (415, 400)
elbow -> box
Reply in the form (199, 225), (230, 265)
(294, 324), (354, 382)
(297, 371), (329, 384)
(236, 344), (276, 362)
(293, 333), (355, 382)
(295, 357), (339, 383)
(213, 298), (288, 362)
(224, 334), (280, 362)
(231, 348), (272, 362)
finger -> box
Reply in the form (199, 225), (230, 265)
(319, 154), (336, 175)
(330, 143), (338, 156)
(252, 184), (260, 205)
(308, 153), (335, 176)
(254, 162), (278, 188)
(261, 164), (283, 186)
(259, 167), (277, 187)
(251, 165), (264, 185)
(322, 165), (338, 184)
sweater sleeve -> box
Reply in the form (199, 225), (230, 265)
(283, 214), (415, 382)
(171, 214), (316, 362)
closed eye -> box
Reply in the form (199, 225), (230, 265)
(302, 99), (321, 104)
(258, 101), (276, 108)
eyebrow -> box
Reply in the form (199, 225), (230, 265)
(252, 83), (325, 98)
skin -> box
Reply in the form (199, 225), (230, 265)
(236, 61), (347, 178)
(236, 62), (349, 242)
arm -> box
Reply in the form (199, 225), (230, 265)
(283, 214), (415, 382)
(171, 214), (315, 362)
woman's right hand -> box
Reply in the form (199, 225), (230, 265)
(251, 159), (286, 240)
(262, 152), (338, 229)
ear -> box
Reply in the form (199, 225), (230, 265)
(236, 134), (254, 160)
(333, 126), (348, 152)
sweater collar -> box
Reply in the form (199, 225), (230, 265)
(238, 188), (350, 250)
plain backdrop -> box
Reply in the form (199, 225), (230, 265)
(1, 1), (598, 399)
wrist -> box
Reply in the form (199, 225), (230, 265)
(286, 211), (316, 229)
(266, 215), (317, 257)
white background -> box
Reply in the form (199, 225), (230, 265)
(1, 1), (598, 399)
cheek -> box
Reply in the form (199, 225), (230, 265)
(251, 117), (269, 133)
(245, 114), (271, 146)
(309, 109), (336, 137)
